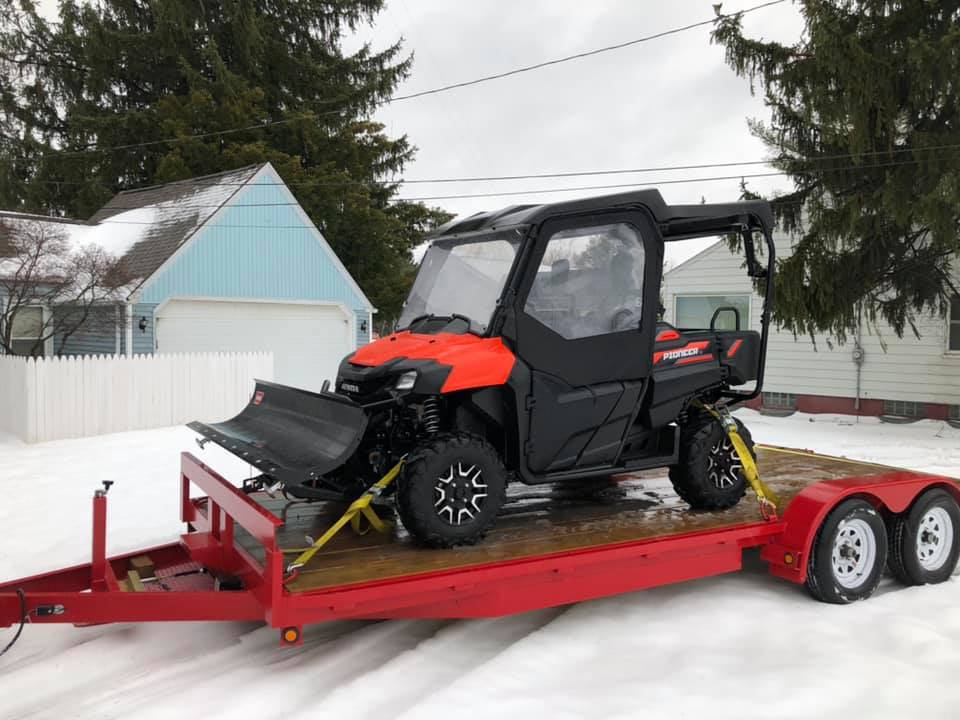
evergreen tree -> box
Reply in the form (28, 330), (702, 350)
(713, 1), (960, 339)
(0, 0), (451, 322)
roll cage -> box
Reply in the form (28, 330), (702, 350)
(424, 190), (776, 403)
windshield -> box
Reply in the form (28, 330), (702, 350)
(398, 228), (523, 333)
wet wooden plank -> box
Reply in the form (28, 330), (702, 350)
(232, 448), (891, 594)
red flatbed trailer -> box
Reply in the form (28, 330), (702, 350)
(2, 446), (958, 647)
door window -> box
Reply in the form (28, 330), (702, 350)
(524, 223), (645, 339)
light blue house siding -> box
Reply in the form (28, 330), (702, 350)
(129, 303), (158, 354)
(55, 305), (118, 356)
(135, 168), (372, 346)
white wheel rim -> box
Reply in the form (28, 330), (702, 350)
(707, 437), (742, 489)
(916, 506), (954, 571)
(434, 462), (487, 526)
(831, 518), (877, 589)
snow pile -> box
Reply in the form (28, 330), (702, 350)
(0, 410), (957, 719)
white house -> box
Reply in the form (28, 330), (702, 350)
(661, 231), (960, 421)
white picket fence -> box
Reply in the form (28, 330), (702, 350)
(0, 352), (273, 443)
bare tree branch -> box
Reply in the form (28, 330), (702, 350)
(0, 219), (132, 357)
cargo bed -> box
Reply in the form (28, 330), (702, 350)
(256, 447), (889, 593)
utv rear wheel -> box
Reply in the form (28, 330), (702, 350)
(397, 433), (508, 548)
(669, 416), (752, 510)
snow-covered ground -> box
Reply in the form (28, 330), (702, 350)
(1, 410), (959, 720)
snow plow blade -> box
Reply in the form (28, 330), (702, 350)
(187, 380), (367, 487)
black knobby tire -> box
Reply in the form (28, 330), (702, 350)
(887, 488), (960, 586)
(668, 416), (752, 510)
(397, 433), (508, 548)
(806, 498), (888, 604)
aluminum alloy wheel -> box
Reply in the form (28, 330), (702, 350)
(434, 462), (488, 526)
(707, 436), (742, 489)
(916, 506), (954, 571)
(831, 518), (878, 589)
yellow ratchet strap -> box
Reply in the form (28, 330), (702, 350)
(696, 402), (780, 520)
(285, 458), (405, 574)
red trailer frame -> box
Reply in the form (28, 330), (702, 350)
(2, 451), (957, 646)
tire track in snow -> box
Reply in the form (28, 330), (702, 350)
(107, 619), (450, 720)
(293, 607), (568, 720)
(0, 621), (267, 719)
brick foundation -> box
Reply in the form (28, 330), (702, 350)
(755, 392), (954, 420)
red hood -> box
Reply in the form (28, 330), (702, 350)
(349, 331), (516, 393)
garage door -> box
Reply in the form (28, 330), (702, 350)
(156, 300), (352, 392)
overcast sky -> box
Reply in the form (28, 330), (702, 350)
(357, 1), (803, 208)
(38, 0), (805, 264)
(350, 0), (805, 263)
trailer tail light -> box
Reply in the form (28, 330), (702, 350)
(281, 626), (302, 645)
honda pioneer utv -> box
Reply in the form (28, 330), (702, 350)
(191, 189), (775, 547)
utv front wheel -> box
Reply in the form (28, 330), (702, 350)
(397, 434), (508, 548)
(669, 416), (752, 510)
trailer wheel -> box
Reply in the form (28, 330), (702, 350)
(887, 488), (960, 586)
(669, 416), (751, 510)
(806, 498), (888, 604)
(397, 433), (508, 548)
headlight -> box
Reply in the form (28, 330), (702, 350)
(395, 371), (418, 391)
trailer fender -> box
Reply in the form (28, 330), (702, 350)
(762, 471), (959, 583)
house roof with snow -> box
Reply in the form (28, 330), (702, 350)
(88, 164), (261, 283)
(1, 163), (372, 317)
(0, 212), (92, 258)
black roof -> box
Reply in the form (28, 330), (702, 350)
(431, 189), (774, 240)
(89, 164), (262, 282)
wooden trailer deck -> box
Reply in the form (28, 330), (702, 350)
(232, 447), (894, 594)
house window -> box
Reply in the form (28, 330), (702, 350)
(9, 307), (45, 357)
(950, 294), (960, 352)
(950, 405), (960, 422)
(762, 392), (796, 410)
(674, 294), (750, 330)
(883, 399), (926, 418)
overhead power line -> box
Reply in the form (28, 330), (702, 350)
(27, 142), (960, 190)
(48, 115), (319, 158)
(69, 157), (926, 218)
(394, 158), (926, 201)
(386, 0), (788, 102)
(38, 0), (786, 158)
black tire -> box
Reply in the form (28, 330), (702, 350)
(669, 416), (752, 510)
(887, 488), (960, 586)
(806, 498), (888, 604)
(397, 433), (508, 548)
